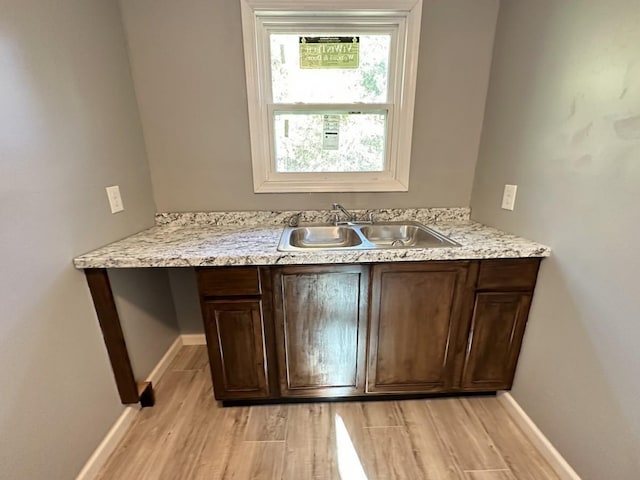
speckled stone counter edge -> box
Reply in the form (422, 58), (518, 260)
(155, 207), (471, 227)
(73, 214), (551, 269)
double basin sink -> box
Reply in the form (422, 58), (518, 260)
(278, 221), (460, 252)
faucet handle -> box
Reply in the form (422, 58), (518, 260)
(287, 212), (301, 227)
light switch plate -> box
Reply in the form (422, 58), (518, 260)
(501, 184), (517, 211)
(106, 185), (124, 213)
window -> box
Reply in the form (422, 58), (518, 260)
(240, 0), (423, 192)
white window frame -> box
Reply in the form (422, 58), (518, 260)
(240, 0), (423, 193)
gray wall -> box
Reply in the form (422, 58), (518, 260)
(167, 268), (203, 334)
(110, 269), (180, 379)
(471, 1), (640, 478)
(0, 1), (178, 478)
(119, 0), (499, 212)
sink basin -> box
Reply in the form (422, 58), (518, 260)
(360, 224), (456, 248)
(277, 221), (459, 251)
(287, 226), (363, 249)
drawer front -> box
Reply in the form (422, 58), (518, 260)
(477, 259), (540, 291)
(197, 267), (262, 297)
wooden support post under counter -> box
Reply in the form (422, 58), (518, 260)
(84, 268), (154, 407)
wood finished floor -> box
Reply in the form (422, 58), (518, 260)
(97, 346), (560, 480)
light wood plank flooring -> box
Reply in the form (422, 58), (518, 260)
(97, 346), (559, 479)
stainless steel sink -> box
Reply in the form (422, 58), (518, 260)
(277, 221), (459, 251)
(360, 224), (455, 248)
(287, 226), (363, 249)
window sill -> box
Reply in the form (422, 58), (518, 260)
(253, 173), (409, 193)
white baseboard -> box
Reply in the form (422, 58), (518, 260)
(497, 392), (581, 480)
(76, 334), (195, 479)
(181, 333), (206, 345)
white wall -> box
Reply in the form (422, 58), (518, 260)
(0, 1), (178, 478)
(471, 1), (640, 478)
(119, 0), (499, 212)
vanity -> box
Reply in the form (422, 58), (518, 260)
(74, 208), (550, 406)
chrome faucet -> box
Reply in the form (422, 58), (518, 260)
(330, 204), (376, 225)
(331, 203), (357, 224)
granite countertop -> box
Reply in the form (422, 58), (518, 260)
(73, 208), (550, 269)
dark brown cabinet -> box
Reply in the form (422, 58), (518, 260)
(272, 265), (368, 397)
(461, 293), (531, 390)
(461, 259), (541, 390)
(196, 258), (541, 402)
(197, 267), (275, 400)
(367, 262), (472, 394)
(201, 300), (269, 399)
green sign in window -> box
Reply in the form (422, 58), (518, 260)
(299, 37), (360, 69)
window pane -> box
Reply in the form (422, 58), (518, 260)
(270, 34), (391, 104)
(274, 111), (386, 172)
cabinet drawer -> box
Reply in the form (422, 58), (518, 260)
(477, 259), (540, 291)
(197, 267), (261, 297)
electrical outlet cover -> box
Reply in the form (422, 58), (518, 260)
(106, 185), (124, 213)
(501, 184), (517, 211)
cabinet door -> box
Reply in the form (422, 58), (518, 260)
(368, 262), (469, 393)
(272, 265), (368, 397)
(201, 300), (269, 400)
(461, 293), (532, 390)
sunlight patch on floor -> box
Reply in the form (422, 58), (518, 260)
(335, 414), (368, 480)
